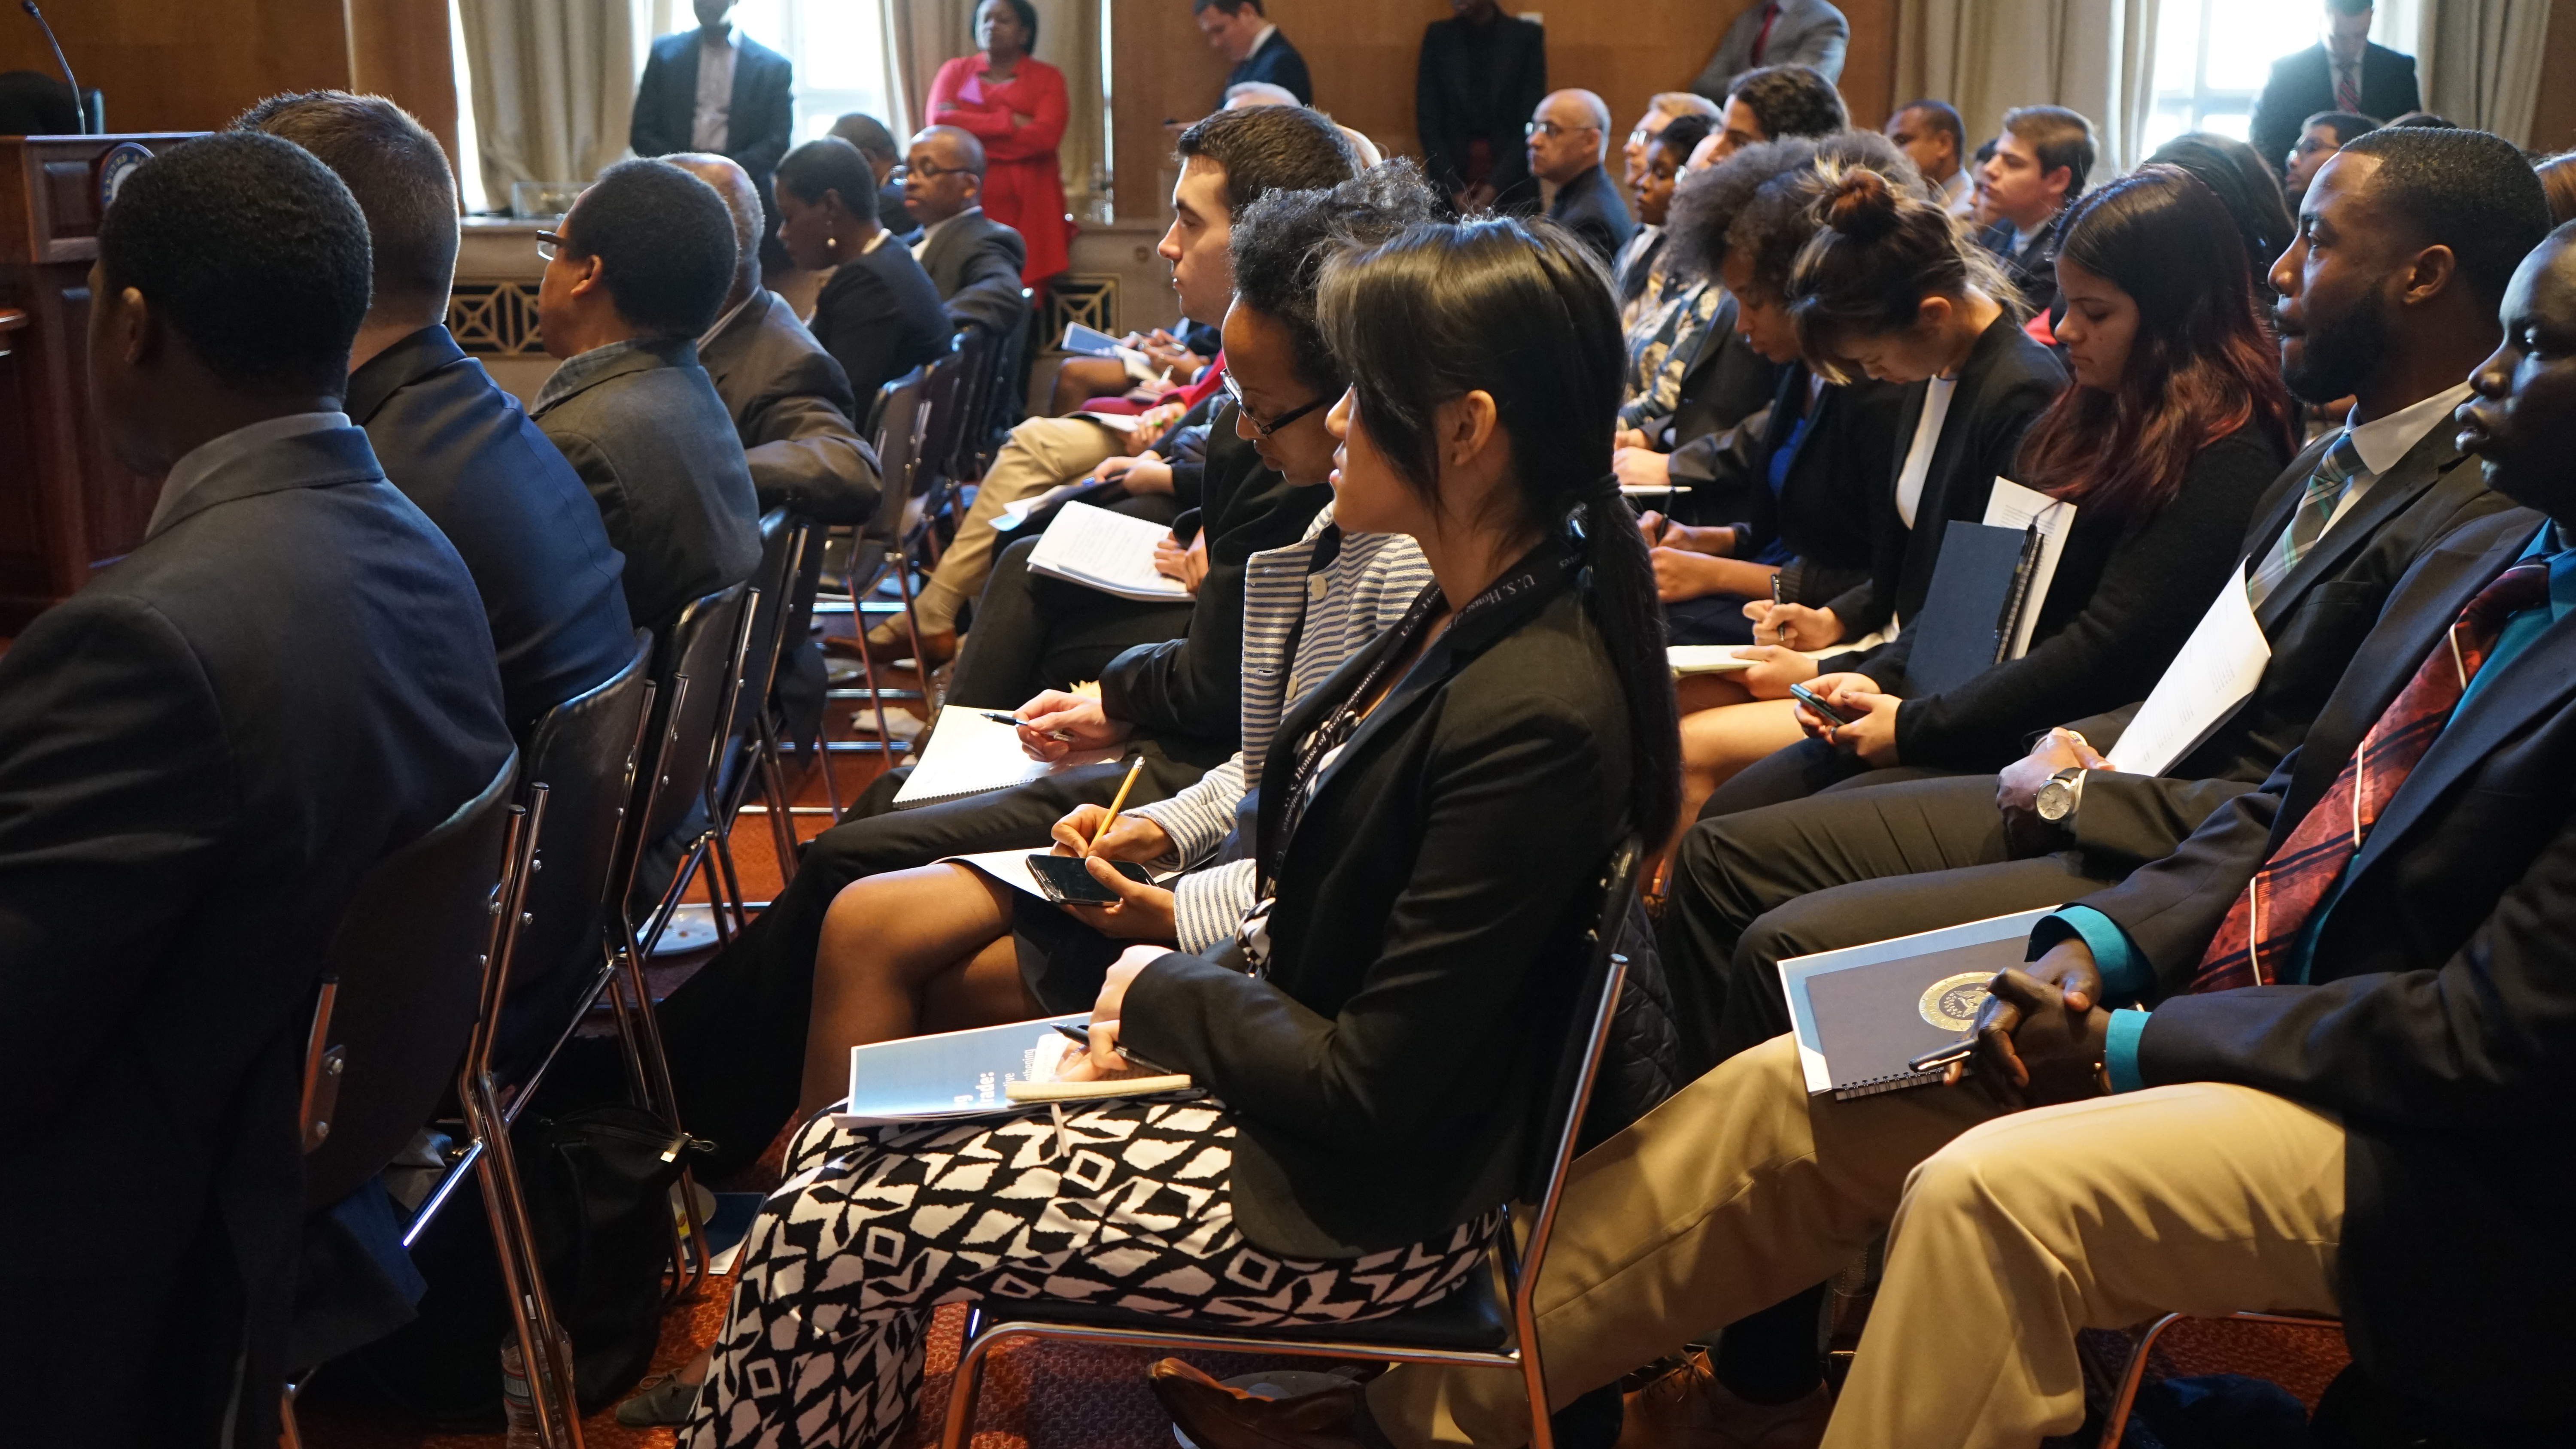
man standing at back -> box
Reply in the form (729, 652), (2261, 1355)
(0, 132), (512, 1448)
(1196, 0), (1312, 104)
(1416, 0), (1548, 215)
(632, 0), (795, 270)
(2251, 0), (2420, 179)
(1692, 0), (1849, 101)
(1529, 88), (1635, 265)
(532, 158), (762, 637)
(240, 90), (637, 739)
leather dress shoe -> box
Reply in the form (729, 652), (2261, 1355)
(1618, 1353), (1830, 1449)
(1150, 1358), (1379, 1449)
(614, 1371), (702, 1427)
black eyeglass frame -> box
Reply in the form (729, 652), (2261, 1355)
(1222, 373), (1331, 440)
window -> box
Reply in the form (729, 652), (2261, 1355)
(727, 0), (897, 144)
(2145, 0), (2421, 157)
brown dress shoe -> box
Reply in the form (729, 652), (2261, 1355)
(1618, 1353), (1829, 1449)
(1149, 1359), (1377, 1449)
(825, 619), (957, 668)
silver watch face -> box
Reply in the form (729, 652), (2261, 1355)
(2035, 777), (2076, 822)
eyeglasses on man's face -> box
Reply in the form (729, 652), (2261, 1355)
(896, 160), (971, 182)
(1223, 373), (1328, 440)
(535, 230), (568, 262)
(1526, 119), (1597, 139)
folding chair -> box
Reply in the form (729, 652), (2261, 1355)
(2096, 1311), (2345, 1447)
(933, 837), (1646, 1449)
(704, 509), (818, 903)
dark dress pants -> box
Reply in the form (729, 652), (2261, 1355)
(1660, 771), (2121, 1076)
(946, 534), (1196, 709)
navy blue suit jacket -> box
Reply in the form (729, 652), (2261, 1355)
(1228, 30), (1313, 103)
(1546, 163), (1637, 267)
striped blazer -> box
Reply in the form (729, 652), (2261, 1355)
(1129, 505), (1433, 950)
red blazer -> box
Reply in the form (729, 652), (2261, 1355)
(925, 54), (1072, 285)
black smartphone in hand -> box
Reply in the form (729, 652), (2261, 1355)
(1026, 854), (1152, 906)
(1788, 680), (1852, 728)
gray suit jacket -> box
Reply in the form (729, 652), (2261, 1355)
(532, 337), (762, 635)
(1692, 0), (1848, 100)
(917, 206), (1029, 341)
(698, 290), (881, 526)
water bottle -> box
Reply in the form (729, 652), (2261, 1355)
(500, 1337), (545, 1448)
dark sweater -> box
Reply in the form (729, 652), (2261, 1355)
(1865, 420), (2290, 770)
(808, 235), (952, 411)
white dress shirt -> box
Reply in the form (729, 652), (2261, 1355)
(692, 25), (738, 151)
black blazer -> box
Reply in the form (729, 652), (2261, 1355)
(1862, 422), (2287, 770)
(1658, 295), (1786, 458)
(531, 337), (763, 636)
(2249, 41), (2421, 174)
(0, 423), (512, 1446)
(1676, 365), (1907, 608)
(1830, 312), (2066, 642)
(1978, 213), (2067, 323)
(1098, 402), (1334, 748)
(808, 236), (953, 420)
(2072, 506), (2576, 1416)
(1547, 163), (1638, 268)
(697, 288), (881, 526)
(349, 324), (635, 737)
(1415, 10), (1547, 211)
(916, 206), (1029, 340)
(631, 29), (794, 178)
(2062, 422), (2515, 870)
(1124, 567), (1634, 1256)
(1229, 30), (1313, 103)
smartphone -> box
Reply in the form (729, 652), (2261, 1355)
(1025, 854), (1153, 906)
(1788, 680), (1852, 728)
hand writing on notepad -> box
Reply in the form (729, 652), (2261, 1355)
(1740, 600), (1842, 652)
(1012, 691), (1134, 761)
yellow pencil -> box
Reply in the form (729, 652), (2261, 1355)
(1090, 756), (1146, 852)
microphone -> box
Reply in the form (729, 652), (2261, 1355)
(21, 2), (88, 136)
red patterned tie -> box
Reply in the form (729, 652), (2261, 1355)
(1750, 2), (1782, 64)
(2334, 61), (2362, 115)
(2189, 559), (2551, 992)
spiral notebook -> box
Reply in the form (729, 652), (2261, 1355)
(890, 710), (1122, 808)
(1778, 907), (2059, 1100)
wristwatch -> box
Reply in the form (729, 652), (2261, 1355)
(2035, 766), (2087, 823)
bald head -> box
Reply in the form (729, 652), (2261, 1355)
(1528, 88), (1611, 185)
(668, 151), (763, 310)
(903, 124), (988, 229)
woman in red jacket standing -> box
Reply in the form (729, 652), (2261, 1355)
(924, 0), (1072, 291)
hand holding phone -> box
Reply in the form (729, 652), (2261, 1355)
(1788, 680), (1852, 728)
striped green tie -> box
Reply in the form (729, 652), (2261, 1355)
(2248, 433), (2365, 607)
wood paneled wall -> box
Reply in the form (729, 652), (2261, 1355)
(2532, 3), (2576, 154)
(1111, 0), (1900, 220)
(0, 0), (456, 159)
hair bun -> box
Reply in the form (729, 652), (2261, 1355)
(1823, 168), (1900, 240)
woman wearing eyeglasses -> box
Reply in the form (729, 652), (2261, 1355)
(924, 0), (1073, 292)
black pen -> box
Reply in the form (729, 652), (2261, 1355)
(978, 709), (1073, 742)
(1908, 1039), (1976, 1073)
(1052, 1022), (1185, 1079)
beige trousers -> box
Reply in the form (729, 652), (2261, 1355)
(910, 415), (1125, 633)
(1367, 1035), (2345, 1449)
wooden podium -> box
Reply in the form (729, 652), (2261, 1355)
(0, 133), (201, 632)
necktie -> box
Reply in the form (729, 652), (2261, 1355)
(2189, 558), (2552, 992)
(2247, 433), (2364, 608)
(1750, 2), (1782, 65)
(2335, 60), (2362, 115)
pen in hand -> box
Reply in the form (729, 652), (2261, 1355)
(981, 708), (1073, 743)
(1908, 1039), (1975, 1074)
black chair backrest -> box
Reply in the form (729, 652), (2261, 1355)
(501, 634), (654, 1063)
(941, 327), (996, 482)
(304, 749), (521, 1209)
(713, 511), (810, 811)
(1521, 836), (1644, 1206)
(866, 366), (932, 544)
(914, 333), (980, 496)
(635, 581), (752, 855)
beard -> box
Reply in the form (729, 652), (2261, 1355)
(2279, 287), (2391, 405)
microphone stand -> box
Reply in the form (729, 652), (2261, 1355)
(21, 2), (88, 136)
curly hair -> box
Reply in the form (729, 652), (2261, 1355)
(1724, 64), (1848, 142)
(1665, 130), (1920, 297)
(1228, 160), (1443, 394)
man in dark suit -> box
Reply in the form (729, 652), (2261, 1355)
(1529, 88), (1635, 266)
(2250, 0), (2420, 179)
(1416, 0), (1546, 214)
(670, 151), (879, 525)
(240, 91), (637, 740)
(0, 132), (512, 1449)
(532, 158), (761, 636)
(1669, 126), (2549, 1074)
(902, 125), (1031, 344)
(631, 0), (795, 270)
(1195, 0), (1311, 104)
(1691, 0), (1848, 101)
(1973, 104), (2094, 321)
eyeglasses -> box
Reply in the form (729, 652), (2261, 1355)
(1525, 119), (1596, 139)
(535, 230), (569, 262)
(894, 160), (974, 181)
(1222, 373), (1328, 440)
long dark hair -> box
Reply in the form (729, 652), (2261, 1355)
(2016, 165), (2294, 524)
(2143, 133), (2294, 304)
(1316, 218), (1680, 840)
(1783, 160), (2022, 382)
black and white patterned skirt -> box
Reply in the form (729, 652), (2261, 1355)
(683, 1099), (1504, 1449)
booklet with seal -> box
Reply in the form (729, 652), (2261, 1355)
(1778, 907), (2060, 1100)
(830, 1015), (1194, 1128)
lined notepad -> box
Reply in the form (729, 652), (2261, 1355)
(1027, 501), (1194, 602)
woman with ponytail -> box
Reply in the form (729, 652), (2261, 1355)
(680, 212), (1673, 1448)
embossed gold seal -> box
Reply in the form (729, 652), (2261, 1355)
(1919, 971), (1993, 1031)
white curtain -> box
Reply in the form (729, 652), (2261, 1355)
(2416, 0), (2553, 146)
(458, 0), (639, 202)
(1899, 0), (2164, 179)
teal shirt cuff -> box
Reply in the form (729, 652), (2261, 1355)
(2104, 1009), (2152, 1094)
(2030, 906), (2154, 1003)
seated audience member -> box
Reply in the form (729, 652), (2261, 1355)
(0, 132), (513, 1449)
(2538, 149), (2576, 227)
(1667, 125), (2543, 1073)
(827, 109), (916, 243)
(637, 106), (1364, 1200)
(1528, 88), (1635, 264)
(1191, 215), (2576, 1449)
(1613, 115), (1709, 327)
(1707, 62), (1847, 163)
(532, 158), (761, 636)
(1225, 79), (1302, 108)
(772, 136), (951, 424)
(903, 124), (1031, 343)
(1668, 159), (2064, 818)
(2284, 108), (2377, 206)
(670, 152), (881, 525)
(683, 211), (1676, 1449)
(1885, 97), (1972, 215)
(857, 105), (1356, 669)
(2142, 132), (2297, 306)
(1617, 115), (1721, 400)
(1705, 166), (2292, 815)
(1966, 136), (2002, 227)
(2387, 109), (2454, 128)
(1973, 104), (2095, 321)
(1631, 133), (1912, 648)
(239, 91), (636, 739)
(1610, 93), (1722, 307)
